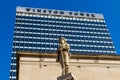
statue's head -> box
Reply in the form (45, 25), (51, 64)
(59, 37), (66, 44)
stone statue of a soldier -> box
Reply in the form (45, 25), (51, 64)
(56, 37), (71, 76)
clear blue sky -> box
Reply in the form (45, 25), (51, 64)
(0, 0), (120, 80)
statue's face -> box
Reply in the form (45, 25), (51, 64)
(60, 39), (65, 44)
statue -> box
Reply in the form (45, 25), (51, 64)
(56, 37), (71, 76)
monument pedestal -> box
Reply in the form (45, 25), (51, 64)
(57, 73), (77, 80)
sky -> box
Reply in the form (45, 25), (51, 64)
(0, 0), (120, 80)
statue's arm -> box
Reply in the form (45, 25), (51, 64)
(63, 43), (70, 50)
(56, 49), (60, 62)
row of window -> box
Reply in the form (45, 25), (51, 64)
(15, 25), (108, 31)
(14, 36), (112, 43)
(12, 45), (115, 53)
(15, 25), (108, 33)
(14, 31), (111, 41)
(16, 13), (105, 22)
(15, 28), (110, 37)
(11, 48), (115, 55)
(16, 17), (105, 25)
(16, 18), (105, 24)
(12, 45), (115, 52)
(16, 20), (106, 28)
(15, 26), (109, 35)
(13, 43), (114, 50)
(16, 23), (108, 32)
(15, 23), (107, 29)
(14, 32), (110, 40)
(15, 26), (107, 32)
(14, 36), (112, 44)
(13, 39), (114, 46)
(14, 38), (113, 45)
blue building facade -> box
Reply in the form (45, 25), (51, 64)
(10, 7), (116, 80)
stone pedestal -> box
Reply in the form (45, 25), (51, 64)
(57, 73), (77, 80)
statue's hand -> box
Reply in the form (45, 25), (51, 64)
(63, 44), (70, 50)
(59, 44), (70, 50)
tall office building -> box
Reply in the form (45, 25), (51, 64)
(10, 6), (116, 80)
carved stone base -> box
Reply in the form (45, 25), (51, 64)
(57, 73), (77, 80)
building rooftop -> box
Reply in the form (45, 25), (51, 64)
(16, 6), (104, 19)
